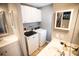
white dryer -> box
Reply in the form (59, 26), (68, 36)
(34, 29), (47, 47)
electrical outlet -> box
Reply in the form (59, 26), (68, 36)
(56, 33), (60, 38)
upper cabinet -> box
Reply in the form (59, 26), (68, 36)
(55, 9), (73, 30)
(21, 5), (42, 23)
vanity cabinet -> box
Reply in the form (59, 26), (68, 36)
(26, 33), (39, 55)
(21, 5), (42, 23)
(0, 41), (21, 56)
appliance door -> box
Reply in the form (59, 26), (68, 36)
(40, 30), (46, 47)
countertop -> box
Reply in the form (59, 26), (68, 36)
(0, 34), (18, 48)
(37, 38), (79, 56)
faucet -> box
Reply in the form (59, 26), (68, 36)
(56, 49), (65, 56)
(60, 51), (65, 56)
(60, 42), (67, 47)
(60, 42), (79, 51)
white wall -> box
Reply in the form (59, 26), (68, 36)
(0, 4), (22, 56)
(8, 3), (27, 56)
(72, 8), (79, 45)
(52, 4), (79, 43)
(23, 22), (40, 30)
(40, 4), (53, 41)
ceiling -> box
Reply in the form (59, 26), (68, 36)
(25, 3), (52, 8)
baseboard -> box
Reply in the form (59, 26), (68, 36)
(46, 40), (50, 43)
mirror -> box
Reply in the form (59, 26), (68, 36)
(55, 9), (73, 30)
(0, 11), (12, 37)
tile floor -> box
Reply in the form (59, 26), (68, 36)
(31, 42), (48, 56)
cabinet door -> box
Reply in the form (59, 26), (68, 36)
(0, 48), (5, 56)
(27, 34), (39, 55)
(21, 5), (32, 23)
(0, 41), (22, 56)
(36, 9), (42, 22)
(21, 5), (42, 23)
(31, 8), (41, 22)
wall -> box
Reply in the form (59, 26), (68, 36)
(23, 22), (40, 30)
(52, 4), (79, 44)
(0, 4), (22, 56)
(40, 4), (53, 41)
(72, 8), (79, 45)
(8, 3), (27, 55)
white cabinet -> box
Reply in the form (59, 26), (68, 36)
(21, 5), (42, 23)
(21, 5), (32, 23)
(31, 8), (41, 22)
(26, 34), (39, 55)
(0, 41), (21, 56)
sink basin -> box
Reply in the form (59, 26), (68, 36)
(24, 31), (37, 37)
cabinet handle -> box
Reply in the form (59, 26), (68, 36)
(5, 51), (7, 53)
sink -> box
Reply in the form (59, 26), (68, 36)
(24, 31), (37, 37)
